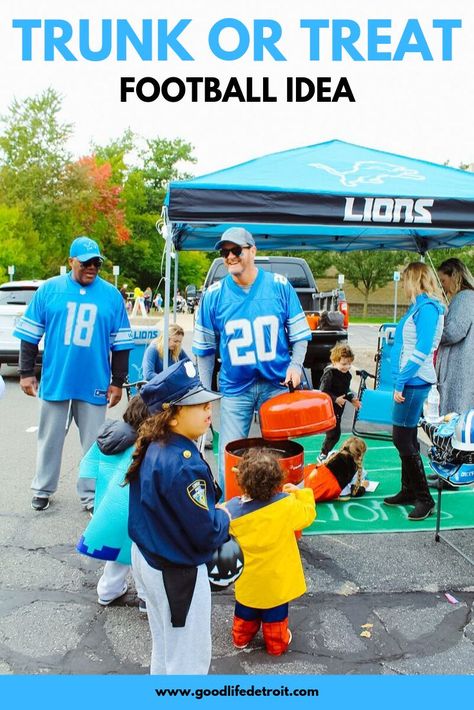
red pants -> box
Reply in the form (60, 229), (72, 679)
(232, 602), (290, 656)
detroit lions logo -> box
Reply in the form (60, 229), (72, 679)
(309, 161), (426, 188)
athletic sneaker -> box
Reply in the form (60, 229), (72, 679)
(31, 496), (50, 511)
(317, 453), (327, 463)
(83, 502), (94, 514)
(138, 598), (147, 613)
(98, 583), (128, 606)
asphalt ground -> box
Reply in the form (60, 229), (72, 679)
(0, 322), (473, 678)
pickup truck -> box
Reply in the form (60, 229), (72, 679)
(200, 256), (348, 388)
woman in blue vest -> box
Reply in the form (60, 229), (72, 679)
(384, 262), (444, 521)
(141, 324), (188, 381)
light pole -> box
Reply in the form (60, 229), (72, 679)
(393, 271), (400, 322)
(113, 265), (120, 289)
(7, 265), (15, 282)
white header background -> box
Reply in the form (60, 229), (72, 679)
(1, 0), (473, 175)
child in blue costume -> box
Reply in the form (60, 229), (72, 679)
(125, 359), (230, 675)
(77, 394), (151, 608)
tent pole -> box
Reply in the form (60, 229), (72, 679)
(161, 209), (172, 370)
(173, 250), (179, 324)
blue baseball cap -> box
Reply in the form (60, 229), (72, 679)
(214, 227), (255, 251)
(140, 359), (222, 414)
(69, 236), (104, 262)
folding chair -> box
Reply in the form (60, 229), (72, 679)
(429, 457), (474, 566)
(352, 323), (395, 441)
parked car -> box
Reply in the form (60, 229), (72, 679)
(200, 256), (349, 388)
(0, 280), (44, 368)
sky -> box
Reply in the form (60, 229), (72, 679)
(1, 0), (473, 176)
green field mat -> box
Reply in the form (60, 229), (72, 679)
(294, 434), (474, 535)
(212, 431), (474, 534)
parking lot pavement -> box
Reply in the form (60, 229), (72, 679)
(1, 324), (474, 676)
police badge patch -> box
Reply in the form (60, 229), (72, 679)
(187, 479), (208, 510)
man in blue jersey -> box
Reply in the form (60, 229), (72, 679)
(14, 237), (134, 512)
(193, 227), (311, 493)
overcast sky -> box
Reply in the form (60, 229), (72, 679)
(1, 0), (473, 175)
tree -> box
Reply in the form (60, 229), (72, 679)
(0, 88), (78, 277)
(0, 205), (42, 282)
(332, 251), (407, 317)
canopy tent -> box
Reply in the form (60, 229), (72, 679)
(160, 140), (474, 365)
(165, 139), (474, 253)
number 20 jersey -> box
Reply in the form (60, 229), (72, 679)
(193, 269), (311, 395)
(13, 273), (133, 403)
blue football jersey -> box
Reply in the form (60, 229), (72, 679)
(13, 274), (133, 403)
(193, 269), (311, 395)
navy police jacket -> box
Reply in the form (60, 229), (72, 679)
(128, 433), (229, 569)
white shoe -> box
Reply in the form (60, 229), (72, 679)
(98, 583), (128, 606)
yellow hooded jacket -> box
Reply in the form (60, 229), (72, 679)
(227, 489), (316, 609)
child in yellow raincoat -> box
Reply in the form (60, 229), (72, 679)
(226, 447), (315, 656)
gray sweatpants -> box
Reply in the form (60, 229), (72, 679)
(31, 399), (106, 505)
(131, 544), (212, 675)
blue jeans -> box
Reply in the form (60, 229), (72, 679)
(392, 384), (431, 428)
(218, 381), (286, 494)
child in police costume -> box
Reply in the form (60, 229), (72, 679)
(226, 448), (315, 655)
(125, 359), (230, 675)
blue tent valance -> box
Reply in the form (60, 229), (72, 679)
(165, 140), (474, 253)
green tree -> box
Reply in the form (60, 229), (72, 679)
(0, 205), (42, 282)
(333, 251), (407, 318)
(0, 88), (78, 276)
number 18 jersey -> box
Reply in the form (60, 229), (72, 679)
(13, 274), (133, 404)
(193, 269), (311, 395)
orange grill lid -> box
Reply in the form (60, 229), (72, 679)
(259, 389), (336, 440)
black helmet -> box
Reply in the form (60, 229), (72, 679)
(207, 537), (244, 591)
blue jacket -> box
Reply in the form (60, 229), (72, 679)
(128, 433), (229, 569)
(391, 293), (444, 391)
(142, 343), (188, 381)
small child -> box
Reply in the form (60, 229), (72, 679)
(77, 394), (151, 610)
(125, 358), (230, 675)
(226, 448), (315, 656)
(319, 343), (361, 459)
(303, 436), (368, 501)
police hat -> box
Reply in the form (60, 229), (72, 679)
(140, 359), (222, 414)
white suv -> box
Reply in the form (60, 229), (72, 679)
(0, 280), (44, 368)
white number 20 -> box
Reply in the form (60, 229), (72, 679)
(64, 302), (98, 347)
(226, 316), (278, 366)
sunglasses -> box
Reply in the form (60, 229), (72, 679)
(78, 258), (103, 269)
(219, 245), (250, 258)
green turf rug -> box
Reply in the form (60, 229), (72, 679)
(295, 434), (474, 535)
(212, 431), (474, 534)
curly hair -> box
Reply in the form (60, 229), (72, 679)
(235, 447), (284, 501)
(326, 436), (367, 495)
(330, 342), (355, 364)
(123, 405), (181, 485)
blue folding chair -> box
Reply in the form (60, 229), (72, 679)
(352, 323), (396, 441)
(429, 457), (474, 566)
